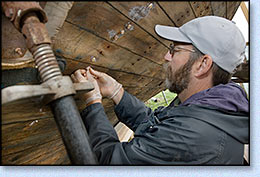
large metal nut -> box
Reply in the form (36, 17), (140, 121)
(1, 1), (48, 30)
(21, 22), (51, 49)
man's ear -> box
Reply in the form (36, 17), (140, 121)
(193, 55), (213, 77)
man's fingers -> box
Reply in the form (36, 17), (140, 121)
(86, 68), (95, 81)
(88, 67), (103, 78)
(73, 69), (87, 82)
(88, 67), (108, 83)
(74, 69), (85, 78)
(80, 69), (87, 77)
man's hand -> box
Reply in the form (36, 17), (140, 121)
(88, 67), (124, 104)
(71, 68), (102, 106)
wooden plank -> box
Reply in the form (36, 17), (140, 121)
(157, 2), (196, 27)
(227, 1), (241, 20)
(189, 2), (213, 17)
(23, 139), (69, 165)
(53, 22), (165, 80)
(107, 1), (173, 47)
(64, 1), (166, 65)
(114, 122), (134, 142)
(2, 116), (70, 164)
(43, 2), (74, 40)
(240, 2), (248, 23)
(2, 97), (52, 125)
(63, 59), (164, 87)
(3, 137), (70, 165)
(136, 79), (166, 102)
(211, 1), (227, 18)
(2, 117), (59, 155)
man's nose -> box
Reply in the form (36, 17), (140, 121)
(164, 51), (172, 62)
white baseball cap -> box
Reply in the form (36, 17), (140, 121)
(155, 16), (246, 73)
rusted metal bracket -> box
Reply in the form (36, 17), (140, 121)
(2, 76), (94, 106)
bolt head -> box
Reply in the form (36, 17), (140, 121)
(17, 9), (22, 17)
(90, 56), (97, 62)
(15, 48), (23, 56)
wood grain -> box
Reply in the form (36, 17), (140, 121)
(211, 1), (227, 18)
(108, 1), (173, 47)
(189, 1), (213, 17)
(64, 1), (166, 65)
(227, 1), (241, 20)
(157, 2), (196, 27)
(53, 22), (165, 80)
(2, 116), (70, 165)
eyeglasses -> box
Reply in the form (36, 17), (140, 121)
(169, 43), (195, 56)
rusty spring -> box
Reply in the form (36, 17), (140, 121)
(32, 44), (62, 82)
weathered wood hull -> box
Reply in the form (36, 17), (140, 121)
(1, 1), (242, 164)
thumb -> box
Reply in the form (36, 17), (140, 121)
(88, 67), (103, 78)
(86, 68), (100, 90)
(86, 68), (95, 82)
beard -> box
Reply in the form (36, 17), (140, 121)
(164, 59), (195, 94)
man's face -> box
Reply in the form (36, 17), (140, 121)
(163, 43), (195, 94)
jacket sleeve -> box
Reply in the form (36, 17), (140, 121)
(80, 93), (166, 165)
(81, 102), (150, 165)
(81, 102), (204, 165)
(80, 91), (178, 165)
(80, 102), (178, 165)
(114, 90), (154, 131)
(81, 103), (121, 164)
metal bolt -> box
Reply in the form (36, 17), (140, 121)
(126, 22), (134, 31)
(17, 9), (22, 17)
(90, 56), (97, 62)
(147, 3), (154, 9)
(113, 35), (119, 41)
(15, 48), (23, 56)
(29, 120), (38, 127)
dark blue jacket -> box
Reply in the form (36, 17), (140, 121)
(81, 82), (249, 164)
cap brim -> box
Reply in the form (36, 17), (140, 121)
(155, 25), (192, 43)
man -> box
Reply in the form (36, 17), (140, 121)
(71, 16), (248, 164)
